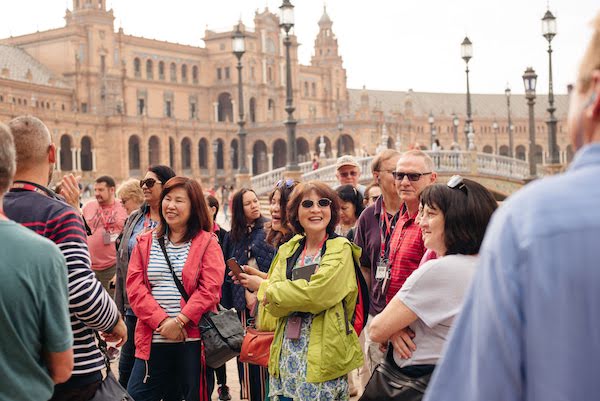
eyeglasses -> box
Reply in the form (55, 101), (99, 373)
(301, 198), (332, 209)
(276, 179), (295, 189)
(140, 178), (162, 188)
(392, 171), (432, 181)
(339, 171), (358, 178)
(447, 175), (468, 195)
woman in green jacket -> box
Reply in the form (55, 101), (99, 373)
(250, 181), (363, 401)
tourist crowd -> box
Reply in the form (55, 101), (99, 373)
(1, 12), (600, 401)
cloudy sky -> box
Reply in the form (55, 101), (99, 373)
(1, 0), (597, 94)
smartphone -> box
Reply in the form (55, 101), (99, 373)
(226, 258), (244, 277)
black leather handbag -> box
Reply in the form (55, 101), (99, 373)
(90, 333), (134, 401)
(158, 237), (244, 369)
(359, 347), (433, 401)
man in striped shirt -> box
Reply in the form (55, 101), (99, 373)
(385, 150), (437, 303)
(4, 115), (127, 401)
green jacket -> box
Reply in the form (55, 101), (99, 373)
(257, 234), (364, 383)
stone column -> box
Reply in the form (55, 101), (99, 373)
(72, 149), (78, 171)
(56, 147), (62, 171)
(247, 154), (254, 176)
(213, 102), (219, 122)
(267, 153), (274, 171)
(92, 149), (96, 172)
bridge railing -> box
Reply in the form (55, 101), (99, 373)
(477, 153), (529, 180)
(250, 159), (335, 195)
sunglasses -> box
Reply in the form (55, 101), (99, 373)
(301, 198), (332, 209)
(447, 175), (468, 195)
(140, 178), (162, 188)
(276, 179), (295, 189)
(339, 171), (358, 178)
(392, 171), (432, 181)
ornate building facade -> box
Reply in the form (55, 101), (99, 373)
(0, 1), (571, 186)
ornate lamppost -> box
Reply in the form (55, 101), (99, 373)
(492, 120), (499, 154)
(452, 113), (459, 144)
(428, 111), (435, 148)
(280, 0), (299, 171)
(337, 115), (344, 156)
(232, 23), (248, 175)
(461, 37), (474, 149)
(505, 85), (514, 157)
(523, 67), (538, 177)
(542, 9), (559, 164)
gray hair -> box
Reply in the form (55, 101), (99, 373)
(8, 115), (52, 171)
(0, 122), (16, 195)
(400, 149), (435, 172)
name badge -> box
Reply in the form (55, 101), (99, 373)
(102, 230), (111, 245)
(375, 258), (388, 281)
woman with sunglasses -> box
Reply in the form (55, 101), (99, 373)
(114, 165), (175, 388)
(368, 176), (497, 399)
(117, 178), (145, 215)
(224, 187), (276, 401)
(254, 181), (363, 401)
(126, 176), (225, 401)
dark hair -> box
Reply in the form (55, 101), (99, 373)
(230, 188), (259, 241)
(266, 179), (299, 246)
(95, 175), (116, 188)
(205, 194), (219, 220)
(420, 179), (497, 255)
(148, 165), (176, 185)
(156, 177), (213, 242)
(336, 184), (364, 219)
(287, 181), (340, 235)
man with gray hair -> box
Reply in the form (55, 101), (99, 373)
(3, 115), (126, 401)
(0, 122), (74, 401)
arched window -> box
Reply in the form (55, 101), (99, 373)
(146, 59), (153, 79)
(192, 65), (199, 84)
(59, 135), (73, 171)
(267, 67), (272, 82)
(304, 82), (309, 97)
(128, 135), (141, 171)
(252, 140), (268, 175)
(215, 139), (224, 170)
(181, 64), (188, 83)
(134, 58), (141, 78)
(311, 82), (316, 97)
(80, 136), (93, 171)
(499, 145), (509, 157)
(198, 138), (208, 169)
(482, 145), (493, 154)
(534, 144), (544, 165)
(181, 138), (191, 171)
(249, 97), (257, 123)
(230, 139), (239, 170)
(267, 99), (275, 121)
(148, 136), (160, 166)
(217, 93), (233, 122)
(169, 137), (175, 168)
(158, 61), (165, 80)
(273, 139), (287, 168)
(516, 145), (526, 161)
(170, 62), (177, 82)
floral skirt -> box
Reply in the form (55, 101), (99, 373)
(269, 315), (349, 401)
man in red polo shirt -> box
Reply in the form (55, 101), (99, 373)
(385, 150), (437, 303)
(82, 175), (128, 297)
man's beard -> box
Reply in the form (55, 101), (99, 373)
(47, 163), (55, 186)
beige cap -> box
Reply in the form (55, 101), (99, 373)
(336, 155), (361, 171)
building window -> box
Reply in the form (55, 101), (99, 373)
(170, 63), (177, 82)
(217, 68), (222, 80)
(189, 96), (198, 119)
(100, 55), (106, 74)
(267, 67), (272, 82)
(192, 65), (198, 84)
(146, 59), (153, 79)
(250, 66), (255, 80)
(224, 67), (230, 80)
(137, 98), (145, 115)
(158, 61), (165, 80)
(311, 83), (316, 97)
(304, 82), (309, 97)
(181, 64), (188, 83)
(165, 100), (172, 118)
(81, 103), (88, 113)
(134, 58), (141, 78)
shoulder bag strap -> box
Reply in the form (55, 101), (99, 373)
(158, 236), (190, 302)
(93, 331), (113, 372)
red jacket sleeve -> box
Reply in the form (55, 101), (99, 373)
(181, 237), (225, 324)
(126, 239), (169, 330)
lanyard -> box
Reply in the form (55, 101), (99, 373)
(379, 200), (395, 260)
(11, 181), (50, 197)
(300, 234), (328, 266)
(96, 203), (116, 231)
(143, 212), (157, 231)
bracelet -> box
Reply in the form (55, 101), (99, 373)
(174, 317), (185, 331)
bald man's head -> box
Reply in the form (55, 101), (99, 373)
(8, 115), (52, 172)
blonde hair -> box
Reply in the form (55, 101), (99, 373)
(578, 12), (600, 92)
(117, 178), (144, 205)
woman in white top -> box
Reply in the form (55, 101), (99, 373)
(370, 176), (497, 379)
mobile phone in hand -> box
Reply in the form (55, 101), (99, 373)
(226, 258), (244, 277)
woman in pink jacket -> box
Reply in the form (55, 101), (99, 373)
(126, 177), (225, 401)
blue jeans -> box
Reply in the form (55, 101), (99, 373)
(127, 341), (203, 401)
(118, 312), (137, 388)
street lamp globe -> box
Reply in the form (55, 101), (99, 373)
(542, 10), (557, 43)
(492, 120), (498, 131)
(522, 67), (538, 99)
(452, 114), (459, 127)
(279, 0), (295, 32)
(461, 37), (473, 63)
(232, 23), (245, 57)
(428, 112), (435, 125)
(505, 85), (511, 99)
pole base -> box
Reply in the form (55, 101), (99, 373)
(235, 173), (252, 189)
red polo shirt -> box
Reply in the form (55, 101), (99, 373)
(385, 204), (426, 303)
